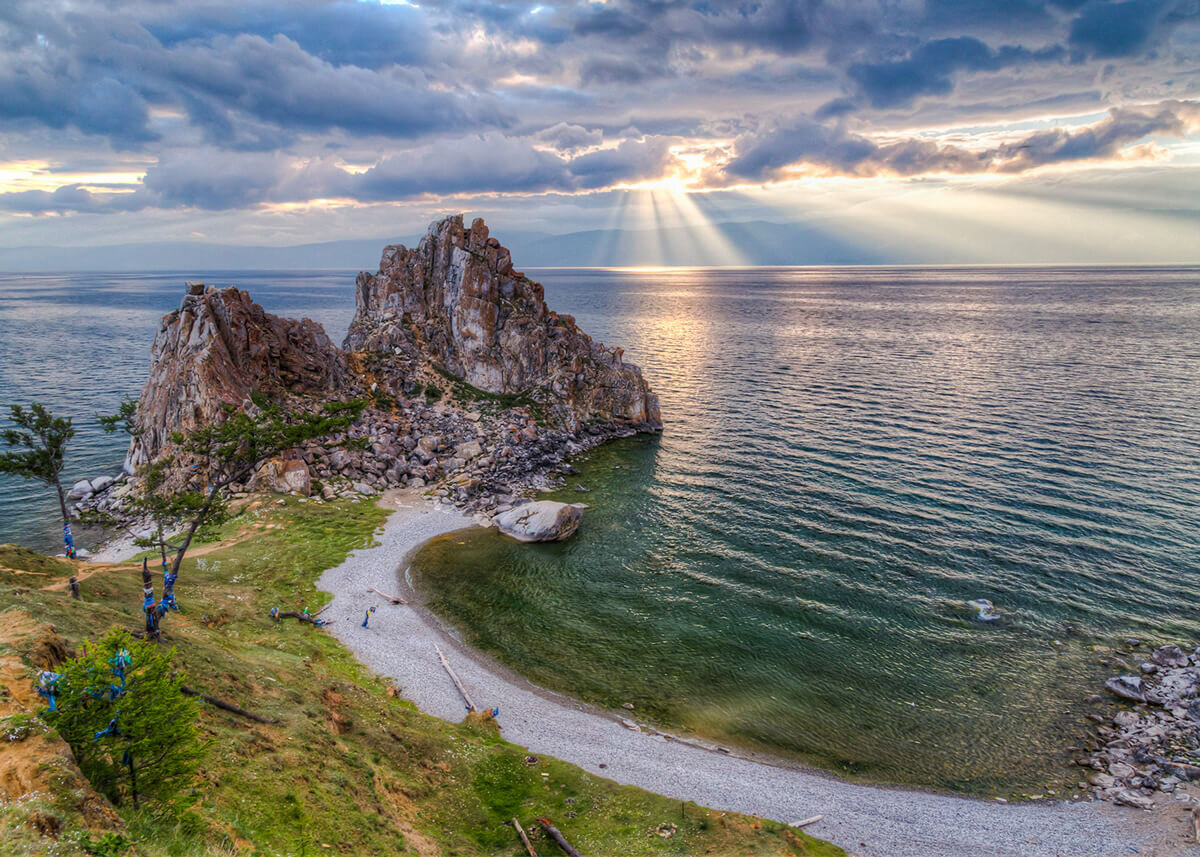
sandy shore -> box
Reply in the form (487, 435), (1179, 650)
(316, 490), (1175, 857)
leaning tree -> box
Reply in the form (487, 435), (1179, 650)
(0, 403), (77, 557)
(110, 394), (364, 637)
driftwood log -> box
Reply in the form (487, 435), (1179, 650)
(368, 587), (406, 604)
(513, 817), (538, 857)
(537, 818), (585, 857)
(181, 686), (280, 724)
(273, 610), (324, 625)
(435, 644), (476, 712)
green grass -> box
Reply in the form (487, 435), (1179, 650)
(0, 497), (844, 857)
(0, 543), (77, 585)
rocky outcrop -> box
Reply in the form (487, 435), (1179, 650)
(126, 284), (353, 472)
(1078, 643), (1200, 808)
(346, 216), (661, 432)
(109, 217), (662, 523)
(495, 500), (585, 542)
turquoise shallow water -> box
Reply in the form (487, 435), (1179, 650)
(413, 266), (1200, 794)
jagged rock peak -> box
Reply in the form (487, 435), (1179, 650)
(345, 215), (662, 432)
(126, 284), (352, 472)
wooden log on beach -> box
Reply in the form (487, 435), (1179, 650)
(791, 814), (823, 828)
(181, 686), (280, 724)
(435, 644), (476, 712)
(368, 586), (406, 604)
(537, 818), (585, 857)
(512, 817), (539, 857)
(273, 610), (323, 625)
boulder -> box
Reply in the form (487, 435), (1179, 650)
(1112, 790), (1154, 810)
(67, 480), (93, 500)
(455, 439), (483, 461)
(252, 458), (311, 496)
(1152, 645), (1190, 669)
(89, 475), (114, 493)
(1105, 675), (1147, 703)
(495, 500), (585, 543)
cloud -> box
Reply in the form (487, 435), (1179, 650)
(848, 37), (1066, 108)
(0, 184), (148, 214)
(1067, 0), (1175, 59)
(720, 100), (1200, 181)
(2, 133), (680, 212)
(534, 122), (604, 151)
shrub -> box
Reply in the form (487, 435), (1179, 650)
(44, 629), (205, 809)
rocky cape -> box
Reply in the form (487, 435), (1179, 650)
(85, 216), (660, 527)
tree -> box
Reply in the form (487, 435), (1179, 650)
(101, 394), (364, 635)
(0, 403), (77, 557)
(44, 629), (204, 809)
(101, 399), (223, 620)
(164, 394), (366, 582)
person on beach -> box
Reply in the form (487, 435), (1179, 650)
(362, 605), (376, 628)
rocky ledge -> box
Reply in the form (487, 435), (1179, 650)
(1074, 643), (1200, 810)
(86, 216), (661, 537)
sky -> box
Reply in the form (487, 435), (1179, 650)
(1, 0), (1198, 264)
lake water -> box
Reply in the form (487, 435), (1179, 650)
(411, 266), (1200, 795)
(3, 266), (1198, 794)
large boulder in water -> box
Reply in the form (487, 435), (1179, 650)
(495, 501), (585, 542)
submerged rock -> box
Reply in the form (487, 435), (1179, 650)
(1104, 674), (1147, 702)
(495, 500), (585, 542)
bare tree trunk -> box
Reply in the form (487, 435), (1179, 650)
(169, 480), (224, 577)
(141, 558), (159, 640)
(127, 753), (139, 810)
(53, 475), (74, 558)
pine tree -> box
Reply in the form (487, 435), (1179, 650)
(44, 629), (205, 809)
(0, 403), (77, 557)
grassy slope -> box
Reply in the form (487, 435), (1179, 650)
(0, 496), (844, 857)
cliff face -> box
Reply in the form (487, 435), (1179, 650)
(346, 216), (661, 431)
(126, 284), (352, 471)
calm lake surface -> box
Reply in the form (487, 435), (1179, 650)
(3, 266), (1199, 794)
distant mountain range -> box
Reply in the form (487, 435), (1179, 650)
(0, 219), (903, 271)
(4, 217), (1188, 272)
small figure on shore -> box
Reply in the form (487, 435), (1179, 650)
(362, 605), (377, 628)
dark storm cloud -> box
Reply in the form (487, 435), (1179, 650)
(848, 37), (1067, 108)
(143, 0), (432, 69)
(721, 100), (1199, 181)
(1067, 0), (1178, 59)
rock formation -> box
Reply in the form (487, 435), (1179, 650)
(126, 283), (352, 472)
(346, 216), (661, 432)
(105, 216), (661, 523)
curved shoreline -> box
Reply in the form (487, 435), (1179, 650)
(316, 490), (1170, 857)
